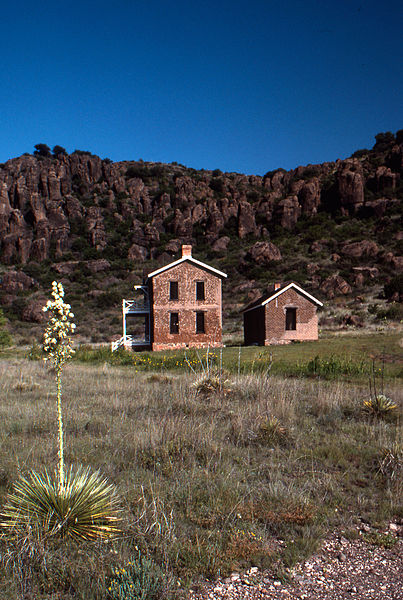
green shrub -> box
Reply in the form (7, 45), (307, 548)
(72, 149), (94, 156)
(107, 550), (167, 600)
(0, 309), (13, 348)
(384, 274), (403, 300)
(33, 143), (51, 157)
(52, 145), (67, 157)
(302, 355), (368, 378)
(362, 531), (398, 549)
(351, 148), (369, 158)
(375, 303), (403, 321)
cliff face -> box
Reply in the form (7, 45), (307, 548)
(0, 134), (402, 337)
(0, 137), (401, 266)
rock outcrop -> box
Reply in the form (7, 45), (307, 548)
(248, 241), (282, 265)
(0, 134), (401, 267)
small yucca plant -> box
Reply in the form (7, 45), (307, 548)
(363, 394), (397, 417)
(256, 415), (288, 446)
(192, 373), (222, 394)
(0, 466), (120, 540)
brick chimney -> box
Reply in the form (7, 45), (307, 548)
(274, 282), (281, 290)
(182, 244), (192, 257)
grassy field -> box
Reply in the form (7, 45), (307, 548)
(56, 329), (403, 380)
(0, 336), (402, 599)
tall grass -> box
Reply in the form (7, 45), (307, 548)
(0, 358), (401, 598)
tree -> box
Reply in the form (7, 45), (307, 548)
(33, 143), (51, 157)
(374, 132), (395, 151)
(0, 308), (12, 347)
(395, 129), (403, 144)
(52, 145), (67, 157)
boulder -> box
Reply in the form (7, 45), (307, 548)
(275, 196), (301, 229)
(320, 275), (352, 299)
(310, 239), (329, 253)
(297, 178), (321, 216)
(0, 271), (35, 293)
(128, 243), (147, 261)
(211, 236), (230, 253)
(342, 314), (363, 327)
(52, 261), (79, 275)
(337, 163), (364, 212)
(21, 297), (47, 323)
(165, 239), (181, 254)
(341, 240), (379, 259)
(238, 201), (257, 238)
(307, 263), (320, 276)
(248, 241), (282, 265)
(86, 206), (106, 250)
(233, 280), (256, 294)
(86, 259), (111, 273)
(352, 266), (379, 279)
(384, 253), (403, 273)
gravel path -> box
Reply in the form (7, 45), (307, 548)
(188, 524), (403, 600)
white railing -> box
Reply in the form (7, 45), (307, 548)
(123, 299), (150, 313)
(111, 335), (133, 352)
(111, 335), (150, 352)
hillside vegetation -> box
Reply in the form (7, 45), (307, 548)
(0, 131), (402, 343)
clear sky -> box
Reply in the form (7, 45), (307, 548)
(0, 0), (401, 174)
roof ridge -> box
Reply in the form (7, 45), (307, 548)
(147, 255), (227, 279)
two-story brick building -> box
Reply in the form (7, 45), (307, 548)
(242, 282), (323, 345)
(113, 245), (227, 351)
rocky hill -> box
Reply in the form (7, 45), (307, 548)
(0, 132), (402, 343)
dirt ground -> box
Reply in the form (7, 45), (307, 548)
(188, 524), (403, 600)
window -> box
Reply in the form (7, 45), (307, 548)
(196, 281), (205, 301)
(196, 311), (205, 334)
(170, 312), (179, 334)
(285, 308), (297, 331)
(169, 281), (178, 300)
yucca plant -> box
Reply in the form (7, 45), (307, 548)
(0, 282), (120, 541)
(256, 415), (289, 446)
(363, 394), (397, 417)
(0, 466), (120, 540)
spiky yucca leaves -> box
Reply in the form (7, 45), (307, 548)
(256, 415), (289, 446)
(0, 466), (120, 541)
(363, 394), (397, 417)
(192, 370), (230, 396)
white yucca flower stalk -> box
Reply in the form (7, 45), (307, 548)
(42, 281), (76, 492)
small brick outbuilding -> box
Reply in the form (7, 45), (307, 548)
(242, 282), (323, 345)
(113, 245), (227, 351)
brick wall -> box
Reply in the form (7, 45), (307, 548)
(150, 262), (223, 351)
(264, 288), (318, 344)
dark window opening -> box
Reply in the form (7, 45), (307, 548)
(196, 311), (205, 334)
(285, 308), (297, 331)
(170, 312), (179, 334)
(196, 281), (205, 301)
(169, 281), (178, 300)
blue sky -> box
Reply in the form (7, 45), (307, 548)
(1, 0), (402, 174)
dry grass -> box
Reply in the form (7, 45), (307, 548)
(0, 358), (402, 598)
